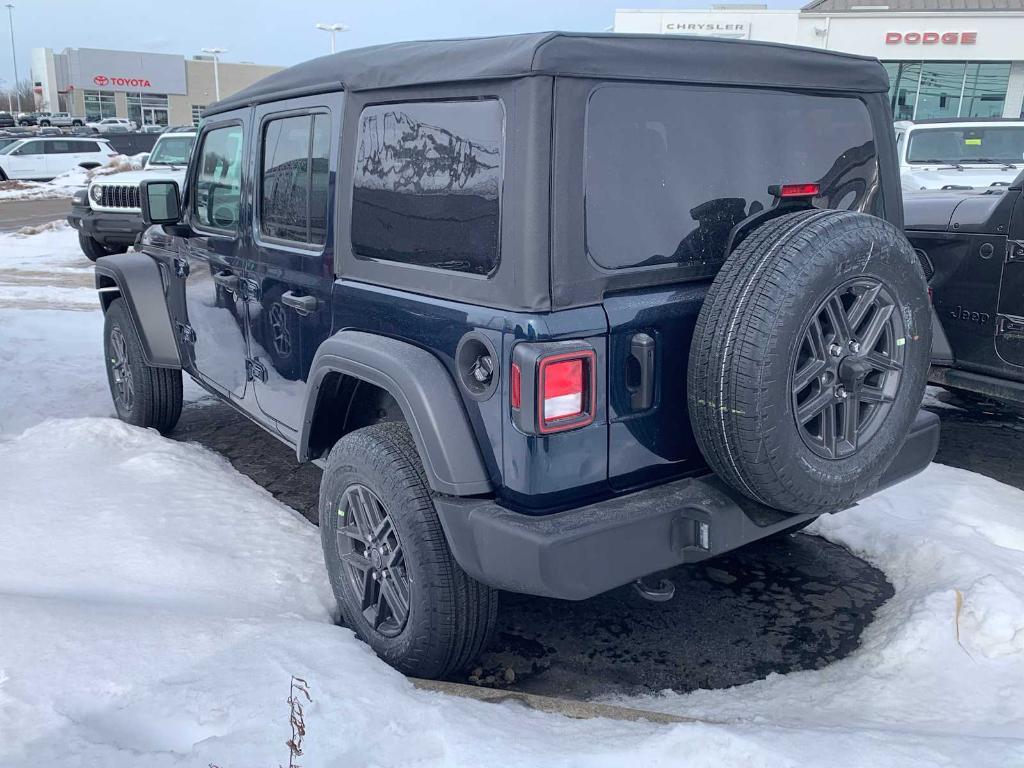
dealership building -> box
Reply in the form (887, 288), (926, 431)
(615, 0), (1024, 121)
(29, 47), (282, 127)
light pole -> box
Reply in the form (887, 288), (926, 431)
(201, 47), (226, 101)
(315, 23), (349, 54)
(0, 77), (11, 112)
(5, 3), (19, 113)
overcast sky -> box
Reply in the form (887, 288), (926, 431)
(0, 0), (803, 87)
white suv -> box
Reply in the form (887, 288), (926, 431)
(896, 118), (1024, 191)
(0, 136), (116, 181)
(87, 117), (138, 134)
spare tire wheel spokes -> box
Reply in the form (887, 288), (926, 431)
(793, 279), (905, 459)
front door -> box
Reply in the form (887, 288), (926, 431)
(246, 96), (339, 434)
(178, 118), (251, 399)
(996, 191), (1024, 369)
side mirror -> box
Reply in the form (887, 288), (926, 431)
(137, 152), (150, 168)
(140, 179), (181, 226)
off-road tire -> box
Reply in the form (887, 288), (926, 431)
(103, 297), (183, 433)
(319, 422), (497, 679)
(688, 209), (931, 515)
(79, 233), (122, 261)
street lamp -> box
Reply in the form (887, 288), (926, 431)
(201, 47), (226, 101)
(5, 3), (19, 113)
(315, 23), (349, 54)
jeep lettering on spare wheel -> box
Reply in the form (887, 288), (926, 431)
(689, 207), (931, 514)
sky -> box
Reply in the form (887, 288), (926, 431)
(0, 0), (804, 87)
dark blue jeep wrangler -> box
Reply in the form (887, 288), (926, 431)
(94, 32), (939, 679)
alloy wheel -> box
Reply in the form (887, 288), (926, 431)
(335, 483), (411, 637)
(791, 278), (905, 459)
(108, 326), (135, 412)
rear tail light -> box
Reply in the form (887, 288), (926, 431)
(511, 342), (597, 435)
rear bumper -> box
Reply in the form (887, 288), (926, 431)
(67, 204), (144, 246)
(436, 409), (940, 601)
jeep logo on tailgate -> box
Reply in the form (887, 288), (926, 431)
(950, 305), (991, 324)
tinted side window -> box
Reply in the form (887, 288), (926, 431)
(260, 113), (332, 246)
(585, 85), (879, 272)
(352, 99), (503, 276)
(193, 124), (243, 232)
(13, 141), (43, 155)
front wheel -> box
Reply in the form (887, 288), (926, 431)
(319, 422), (497, 679)
(38, 119), (50, 127)
(79, 233), (120, 261)
(103, 297), (183, 433)
(72, 120), (83, 127)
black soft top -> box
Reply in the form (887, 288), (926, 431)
(206, 32), (889, 116)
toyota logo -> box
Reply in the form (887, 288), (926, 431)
(93, 75), (109, 86)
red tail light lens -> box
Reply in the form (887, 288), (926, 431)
(538, 350), (596, 433)
(778, 183), (820, 198)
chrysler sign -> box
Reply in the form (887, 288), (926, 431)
(885, 31), (978, 45)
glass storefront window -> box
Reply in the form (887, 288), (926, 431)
(883, 61), (1011, 121)
(963, 64), (1011, 118)
(127, 92), (169, 127)
(83, 90), (116, 122)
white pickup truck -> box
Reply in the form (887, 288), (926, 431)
(67, 128), (196, 260)
(896, 118), (1024, 192)
(37, 112), (86, 128)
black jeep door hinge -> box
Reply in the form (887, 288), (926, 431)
(1007, 241), (1024, 262)
(246, 357), (268, 383)
(173, 256), (190, 278)
(176, 322), (196, 345)
(241, 278), (261, 302)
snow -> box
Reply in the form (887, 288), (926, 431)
(1, 224), (1024, 766)
(0, 154), (146, 201)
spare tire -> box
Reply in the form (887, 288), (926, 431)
(687, 209), (931, 515)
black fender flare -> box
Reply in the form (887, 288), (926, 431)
(299, 331), (493, 497)
(94, 253), (181, 368)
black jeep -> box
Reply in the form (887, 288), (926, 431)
(94, 32), (939, 679)
(904, 175), (1024, 406)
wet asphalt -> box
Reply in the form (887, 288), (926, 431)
(169, 387), (1024, 699)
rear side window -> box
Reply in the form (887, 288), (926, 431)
(193, 124), (244, 232)
(260, 113), (332, 246)
(585, 84), (879, 272)
(351, 99), (503, 276)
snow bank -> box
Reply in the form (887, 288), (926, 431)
(5, 420), (1020, 767)
(0, 154), (144, 201)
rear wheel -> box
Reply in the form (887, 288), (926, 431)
(319, 422), (497, 679)
(688, 209), (931, 515)
(38, 119), (50, 127)
(103, 298), (183, 433)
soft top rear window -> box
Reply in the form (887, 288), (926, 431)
(585, 84), (879, 272)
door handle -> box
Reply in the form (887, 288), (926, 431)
(627, 332), (656, 411)
(281, 290), (318, 315)
(212, 270), (240, 294)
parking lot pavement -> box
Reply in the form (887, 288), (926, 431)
(0, 198), (72, 233)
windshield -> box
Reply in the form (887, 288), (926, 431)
(148, 135), (196, 166)
(0, 139), (25, 155)
(906, 125), (1024, 165)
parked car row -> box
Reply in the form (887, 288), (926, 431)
(0, 136), (117, 181)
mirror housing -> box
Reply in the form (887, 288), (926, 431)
(140, 179), (181, 226)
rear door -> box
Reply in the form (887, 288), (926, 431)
(175, 116), (252, 400)
(579, 82), (884, 490)
(246, 95), (339, 435)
